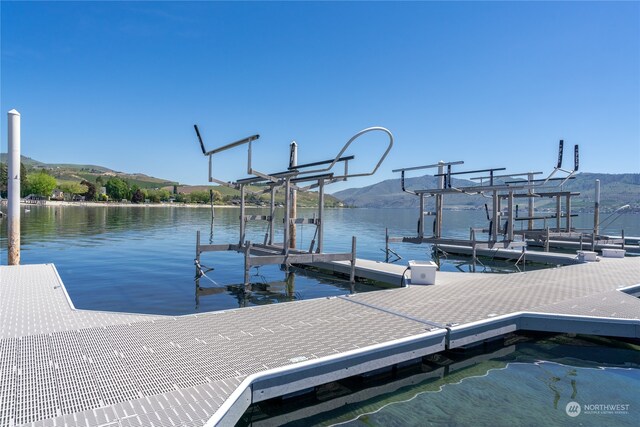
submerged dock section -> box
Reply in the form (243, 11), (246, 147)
(1, 258), (639, 426)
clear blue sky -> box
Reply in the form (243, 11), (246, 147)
(1, 1), (638, 191)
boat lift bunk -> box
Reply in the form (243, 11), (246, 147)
(193, 125), (394, 288)
(385, 141), (584, 262)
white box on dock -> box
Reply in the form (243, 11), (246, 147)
(576, 250), (598, 262)
(408, 260), (437, 285)
(601, 248), (625, 258)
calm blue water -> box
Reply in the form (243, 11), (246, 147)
(242, 335), (640, 426)
(0, 206), (637, 315)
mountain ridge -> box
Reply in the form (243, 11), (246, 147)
(331, 172), (640, 211)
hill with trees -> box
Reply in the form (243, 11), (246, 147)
(0, 155), (341, 206)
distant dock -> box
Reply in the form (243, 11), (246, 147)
(1, 258), (639, 426)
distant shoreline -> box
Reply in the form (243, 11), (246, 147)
(7, 200), (237, 209)
(9, 200), (340, 209)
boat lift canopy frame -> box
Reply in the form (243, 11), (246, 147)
(385, 141), (582, 258)
(193, 125), (394, 287)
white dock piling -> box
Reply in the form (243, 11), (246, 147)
(7, 109), (21, 265)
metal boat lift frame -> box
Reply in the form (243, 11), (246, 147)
(193, 125), (394, 287)
(385, 141), (581, 261)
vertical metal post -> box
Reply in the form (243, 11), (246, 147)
(507, 191), (514, 242)
(435, 161), (445, 238)
(471, 228), (477, 272)
(269, 185), (276, 245)
(350, 236), (356, 288)
(239, 184), (246, 245)
(418, 193), (425, 238)
(545, 227), (550, 252)
(283, 178), (290, 255)
(385, 227), (389, 263)
(527, 172), (535, 231)
(8, 109), (21, 265)
(244, 241), (251, 288)
(556, 196), (561, 232)
(289, 141), (297, 249)
(565, 194), (572, 232)
(491, 190), (499, 242)
(593, 179), (600, 236)
(208, 155), (213, 184)
(195, 230), (201, 264)
(317, 180), (325, 253)
(209, 189), (215, 244)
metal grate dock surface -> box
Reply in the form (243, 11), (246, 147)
(1, 258), (639, 426)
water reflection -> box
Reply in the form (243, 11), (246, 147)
(240, 335), (640, 427)
(195, 269), (300, 310)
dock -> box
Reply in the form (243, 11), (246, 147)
(1, 257), (639, 427)
(435, 244), (582, 265)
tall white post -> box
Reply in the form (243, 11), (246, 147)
(8, 109), (21, 265)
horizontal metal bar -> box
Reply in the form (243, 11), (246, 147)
(505, 176), (576, 184)
(248, 252), (353, 266)
(470, 171), (543, 180)
(245, 215), (271, 221)
(291, 155), (355, 170)
(514, 214), (579, 221)
(392, 161), (464, 173)
(498, 191), (579, 198)
(288, 218), (319, 225)
(198, 244), (241, 253)
(235, 176), (265, 185)
(204, 134), (260, 156)
(236, 170), (298, 185)
(290, 173), (334, 183)
(433, 167), (506, 177)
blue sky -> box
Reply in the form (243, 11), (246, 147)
(1, 1), (638, 191)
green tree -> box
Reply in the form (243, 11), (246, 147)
(0, 162), (29, 197)
(25, 171), (57, 197)
(131, 188), (146, 204)
(0, 163), (6, 197)
(81, 180), (96, 201)
(147, 189), (171, 203)
(105, 177), (130, 201)
(60, 182), (88, 200)
(188, 190), (210, 204)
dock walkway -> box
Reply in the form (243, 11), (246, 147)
(1, 258), (639, 427)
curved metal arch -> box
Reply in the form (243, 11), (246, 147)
(299, 126), (394, 179)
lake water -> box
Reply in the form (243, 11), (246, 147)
(241, 334), (640, 427)
(0, 205), (637, 315)
(2, 205), (638, 426)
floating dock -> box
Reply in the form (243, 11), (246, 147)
(1, 258), (639, 427)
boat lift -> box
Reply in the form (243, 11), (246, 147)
(193, 125), (394, 288)
(385, 141), (583, 262)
